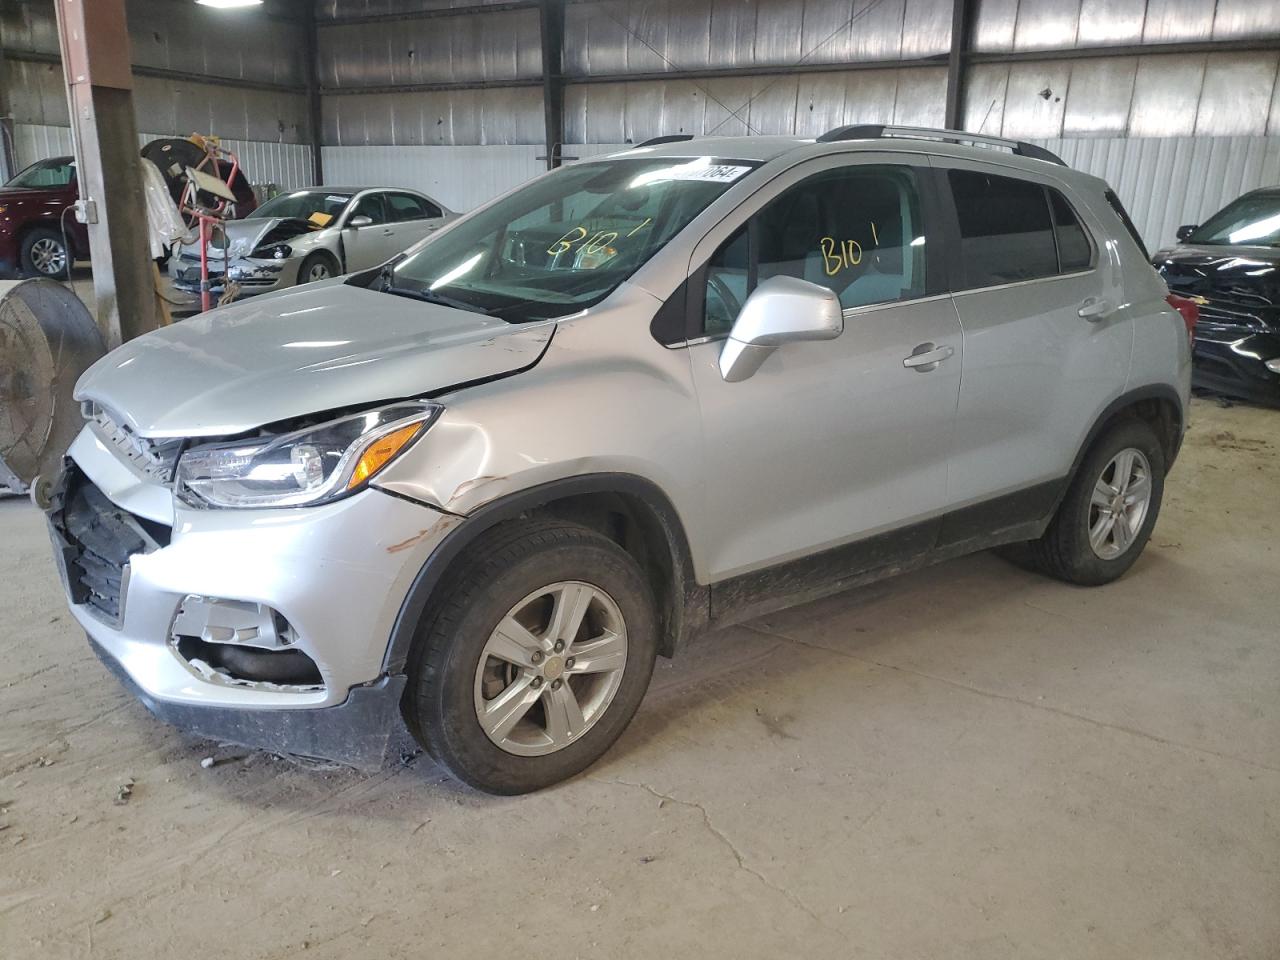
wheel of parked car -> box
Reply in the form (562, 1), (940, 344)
(20, 227), (71, 279)
(402, 519), (659, 794)
(298, 251), (338, 284)
(1026, 419), (1166, 586)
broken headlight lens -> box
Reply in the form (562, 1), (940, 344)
(252, 242), (292, 260)
(175, 401), (442, 508)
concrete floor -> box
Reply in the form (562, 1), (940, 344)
(1, 398), (1277, 959)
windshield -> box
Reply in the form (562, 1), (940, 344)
(373, 156), (759, 322)
(251, 190), (353, 225)
(1189, 193), (1280, 247)
(5, 158), (75, 189)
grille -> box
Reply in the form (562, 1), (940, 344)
(49, 464), (170, 625)
(85, 403), (184, 484)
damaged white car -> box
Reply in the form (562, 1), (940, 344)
(172, 186), (453, 298)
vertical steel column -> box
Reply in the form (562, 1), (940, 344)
(54, 0), (157, 347)
(0, 30), (16, 181)
(539, 0), (566, 170)
(945, 0), (973, 131)
(303, 1), (324, 185)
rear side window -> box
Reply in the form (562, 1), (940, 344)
(949, 170), (1058, 287)
(387, 193), (430, 221)
(1049, 190), (1093, 272)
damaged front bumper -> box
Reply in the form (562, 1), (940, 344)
(47, 426), (461, 769)
(171, 253), (301, 297)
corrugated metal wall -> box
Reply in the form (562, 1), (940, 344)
(1, 0), (311, 143)
(10, 123), (314, 193)
(1039, 135), (1280, 250)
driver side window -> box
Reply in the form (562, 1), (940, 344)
(701, 164), (928, 335)
(350, 193), (388, 225)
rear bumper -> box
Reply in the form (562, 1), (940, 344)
(90, 634), (407, 770)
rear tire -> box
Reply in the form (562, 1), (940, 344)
(1024, 419), (1165, 585)
(20, 227), (71, 279)
(402, 519), (658, 794)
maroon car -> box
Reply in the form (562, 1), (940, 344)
(0, 156), (86, 279)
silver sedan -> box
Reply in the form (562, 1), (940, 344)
(173, 186), (453, 299)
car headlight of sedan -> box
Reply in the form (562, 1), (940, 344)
(175, 402), (441, 508)
(252, 242), (292, 260)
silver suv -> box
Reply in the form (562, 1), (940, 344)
(45, 126), (1191, 794)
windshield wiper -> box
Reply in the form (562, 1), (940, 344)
(383, 284), (492, 316)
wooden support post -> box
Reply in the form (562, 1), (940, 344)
(54, 0), (158, 347)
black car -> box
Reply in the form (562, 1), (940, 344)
(1154, 188), (1280, 406)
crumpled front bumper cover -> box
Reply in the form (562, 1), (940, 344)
(90, 634), (409, 770)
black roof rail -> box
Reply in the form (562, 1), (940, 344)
(634, 134), (695, 148)
(816, 124), (1066, 166)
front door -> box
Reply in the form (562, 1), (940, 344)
(686, 156), (963, 582)
(342, 192), (399, 270)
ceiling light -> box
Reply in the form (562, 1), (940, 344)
(196, 0), (264, 9)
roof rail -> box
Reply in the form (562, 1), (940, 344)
(634, 134), (695, 148)
(815, 124), (1066, 166)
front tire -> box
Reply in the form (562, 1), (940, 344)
(402, 520), (659, 794)
(1025, 419), (1166, 585)
(20, 227), (70, 279)
(297, 251), (337, 285)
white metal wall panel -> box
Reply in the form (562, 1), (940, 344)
(1039, 136), (1280, 250)
(11, 124), (313, 192)
(320, 144), (545, 211)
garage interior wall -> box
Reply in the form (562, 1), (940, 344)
(317, 0), (1280, 249)
(5, 0), (1280, 249)
(1, 0), (313, 190)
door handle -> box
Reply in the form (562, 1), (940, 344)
(1078, 296), (1115, 321)
(903, 342), (954, 372)
(381, 228), (395, 237)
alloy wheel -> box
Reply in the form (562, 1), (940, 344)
(306, 262), (331, 282)
(473, 580), (628, 757)
(1088, 447), (1152, 560)
(30, 238), (67, 276)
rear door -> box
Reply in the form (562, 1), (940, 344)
(686, 154), (963, 582)
(387, 192), (448, 249)
(931, 159), (1130, 527)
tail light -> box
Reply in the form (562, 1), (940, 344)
(1166, 294), (1199, 344)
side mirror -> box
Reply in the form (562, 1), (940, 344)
(719, 275), (843, 382)
(348, 215), (373, 229)
(1176, 224), (1198, 243)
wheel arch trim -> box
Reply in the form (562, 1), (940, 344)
(381, 473), (703, 675)
(1062, 383), (1184, 509)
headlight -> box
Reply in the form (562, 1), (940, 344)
(252, 242), (292, 260)
(175, 402), (441, 508)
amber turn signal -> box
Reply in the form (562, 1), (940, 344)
(347, 422), (424, 490)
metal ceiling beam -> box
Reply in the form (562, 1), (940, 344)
(320, 77), (545, 97)
(968, 36), (1280, 64)
(2, 47), (308, 95)
(316, 1), (538, 28)
(539, 0), (566, 170)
